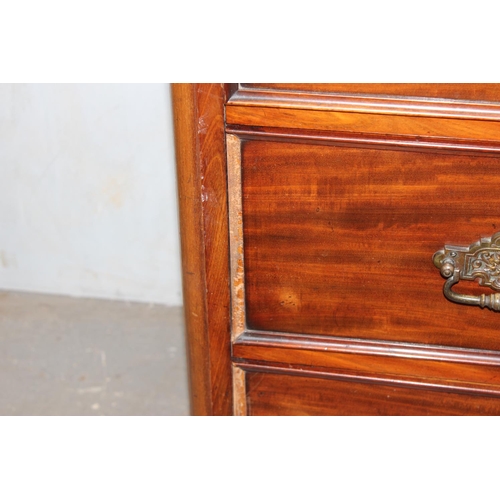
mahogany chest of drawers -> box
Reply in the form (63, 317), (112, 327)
(172, 83), (500, 415)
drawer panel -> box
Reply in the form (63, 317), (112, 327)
(245, 370), (500, 416)
(240, 139), (500, 351)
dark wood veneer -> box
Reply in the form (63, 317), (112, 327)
(174, 83), (500, 415)
(226, 105), (500, 142)
(227, 125), (500, 156)
(172, 84), (232, 415)
(235, 330), (500, 366)
(233, 332), (500, 397)
(241, 139), (500, 351)
(245, 370), (500, 416)
(241, 83), (500, 104)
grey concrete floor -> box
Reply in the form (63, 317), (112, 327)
(0, 291), (190, 415)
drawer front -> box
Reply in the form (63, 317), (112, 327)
(240, 139), (500, 351)
(244, 370), (500, 416)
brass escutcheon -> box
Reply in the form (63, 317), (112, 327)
(433, 231), (500, 311)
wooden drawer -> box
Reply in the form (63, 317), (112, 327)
(244, 370), (500, 416)
(173, 83), (500, 415)
(235, 139), (500, 350)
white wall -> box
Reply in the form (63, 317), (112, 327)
(0, 83), (182, 305)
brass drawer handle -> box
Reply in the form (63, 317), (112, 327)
(433, 232), (500, 311)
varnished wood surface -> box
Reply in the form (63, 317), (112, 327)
(237, 330), (500, 366)
(227, 125), (500, 157)
(175, 83), (500, 415)
(233, 334), (500, 397)
(241, 84), (500, 103)
(244, 370), (500, 416)
(171, 83), (232, 415)
(231, 88), (500, 121)
(227, 105), (500, 142)
(241, 139), (500, 351)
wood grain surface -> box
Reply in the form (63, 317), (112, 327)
(241, 84), (500, 103)
(174, 83), (500, 415)
(227, 125), (500, 156)
(241, 139), (500, 351)
(233, 335), (500, 397)
(231, 88), (500, 122)
(172, 83), (232, 415)
(226, 105), (500, 142)
(244, 370), (500, 416)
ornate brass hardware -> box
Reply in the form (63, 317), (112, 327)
(433, 232), (500, 311)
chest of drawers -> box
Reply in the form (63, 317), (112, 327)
(172, 83), (500, 415)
